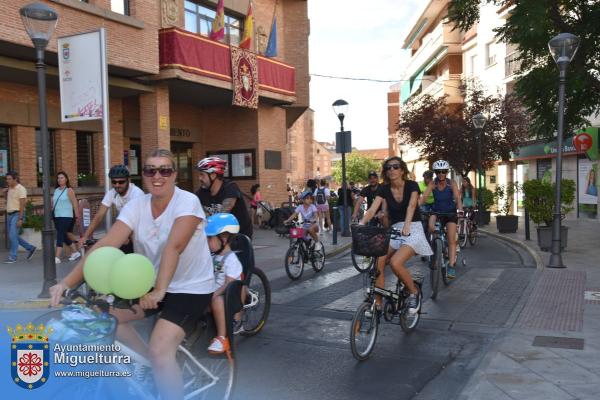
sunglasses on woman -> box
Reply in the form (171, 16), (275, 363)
(435, 170), (448, 174)
(384, 163), (402, 171)
(142, 166), (175, 177)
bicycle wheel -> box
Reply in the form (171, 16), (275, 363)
(458, 219), (468, 249)
(441, 240), (451, 286)
(430, 238), (443, 299)
(178, 344), (235, 400)
(400, 282), (422, 333)
(350, 302), (379, 361)
(468, 222), (478, 246)
(239, 267), (271, 337)
(311, 241), (326, 272)
(284, 243), (304, 280)
(351, 250), (375, 273)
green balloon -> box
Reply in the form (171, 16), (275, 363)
(109, 254), (156, 300)
(83, 247), (125, 294)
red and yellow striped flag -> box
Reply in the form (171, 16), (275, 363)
(239, 2), (254, 50)
(210, 0), (225, 41)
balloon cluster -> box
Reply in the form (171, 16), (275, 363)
(83, 247), (155, 299)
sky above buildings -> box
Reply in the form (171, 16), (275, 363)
(308, 0), (422, 150)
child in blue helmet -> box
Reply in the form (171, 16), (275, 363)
(205, 213), (243, 354)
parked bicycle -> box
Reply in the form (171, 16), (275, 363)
(423, 211), (466, 299)
(283, 221), (326, 280)
(457, 207), (478, 248)
(349, 225), (424, 361)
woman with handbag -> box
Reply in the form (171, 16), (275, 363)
(52, 171), (81, 263)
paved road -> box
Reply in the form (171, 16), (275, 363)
(0, 233), (536, 400)
(234, 233), (537, 400)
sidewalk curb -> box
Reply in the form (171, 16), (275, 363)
(0, 299), (50, 310)
(480, 228), (544, 270)
(326, 242), (352, 258)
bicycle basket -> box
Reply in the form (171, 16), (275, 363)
(289, 227), (305, 238)
(33, 305), (117, 345)
(351, 225), (390, 257)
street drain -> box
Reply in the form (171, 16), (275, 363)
(532, 336), (584, 350)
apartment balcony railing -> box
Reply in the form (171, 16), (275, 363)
(159, 28), (296, 98)
(505, 52), (522, 78)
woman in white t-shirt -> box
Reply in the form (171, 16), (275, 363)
(49, 149), (214, 400)
(283, 191), (321, 242)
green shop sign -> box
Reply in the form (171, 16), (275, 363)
(511, 127), (599, 160)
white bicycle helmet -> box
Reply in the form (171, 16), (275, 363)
(432, 160), (450, 170)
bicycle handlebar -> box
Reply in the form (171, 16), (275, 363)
(421, 211), (460, 217)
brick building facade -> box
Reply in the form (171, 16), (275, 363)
(0, 0), (310, 213)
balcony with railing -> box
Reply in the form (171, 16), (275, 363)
(408, 73), (463, 104)
(158, 28), (296, 103)
(505, 51), (522, 78)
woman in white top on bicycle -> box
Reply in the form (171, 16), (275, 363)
(49, 149), (214, 400)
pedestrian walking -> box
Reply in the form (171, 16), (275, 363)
(250, 184), (263, 228)
(3, 171), (36, 263)
(52, 171), (81, 264)
(314, 179), (331, 233)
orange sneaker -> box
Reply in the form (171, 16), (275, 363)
(207, 336), (230, 355)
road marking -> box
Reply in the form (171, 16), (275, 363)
(584, 291), (600, 301)
(271, 265), (359, 304)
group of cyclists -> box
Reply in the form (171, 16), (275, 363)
(45, 148), (474, 398)
(356, 157), (477, 316)
(49, 151), (252, 400)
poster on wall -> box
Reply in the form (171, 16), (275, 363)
(0, 149), (7, 176)
(578, 159), (598, 205)
(58, 31), (104, 122)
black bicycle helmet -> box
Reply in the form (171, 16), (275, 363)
(108, 164), (130, 179)
(368, 170), (378, 178)
(423, 170), (434, 179)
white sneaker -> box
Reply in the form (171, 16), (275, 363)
(55, 257), (61, 264)
(68, 251), (81, 261)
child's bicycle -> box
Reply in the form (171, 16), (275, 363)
(349, 225), (423, 361)
(283, 221), (326, 280)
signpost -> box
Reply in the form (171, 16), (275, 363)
(58, 29), (111, 229)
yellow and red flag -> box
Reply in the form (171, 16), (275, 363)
(210, 0), (225, 41)
(239, 2), (254, 50)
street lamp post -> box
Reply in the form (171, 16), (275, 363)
(20, 3), (59, 297)
(547, 33), (580, 269)
(472, 113), (487, 216)
(332, 99), (351, 237)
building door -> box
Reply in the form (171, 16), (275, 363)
(171, 142), (194, 192)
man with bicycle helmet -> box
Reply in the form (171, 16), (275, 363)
(420, 160), (463, 279)
(195, 157), (253, 238)
(79, 164), (144, 253)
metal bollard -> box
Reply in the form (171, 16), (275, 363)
(332, 206), (338, 245)
(524, 207), (531, 240)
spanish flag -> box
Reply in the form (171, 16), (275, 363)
(239, 2), (254, 50)
(209, 0), (225, 41)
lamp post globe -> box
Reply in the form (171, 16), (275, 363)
(332, 99), (351, 237)
(546, 33), (579, 269)
(19, 3), (58, 48)
(20, 2), (59, 296)
(548, 33), (581, 65)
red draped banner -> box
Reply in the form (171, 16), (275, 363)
(159, 28), (295, 97)
(231, 47), (259, 109)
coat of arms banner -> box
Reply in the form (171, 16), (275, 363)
(231, 47), (259, 109)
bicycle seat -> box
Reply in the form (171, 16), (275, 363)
(229, 234), (254, 285)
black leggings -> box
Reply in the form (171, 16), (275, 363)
(54, 217), (74, 247)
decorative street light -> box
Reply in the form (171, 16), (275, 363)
(472, 112), (487, 218)
(547, 33), (580, 269)
(332, 99), (351, 237)
(20, 2), (59, 297)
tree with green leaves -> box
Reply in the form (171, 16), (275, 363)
(448, 0), (600, 139)
(331, 152), (382, 185)
(397, 80), (530, 177)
